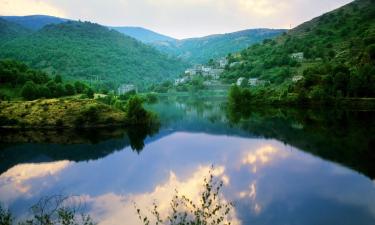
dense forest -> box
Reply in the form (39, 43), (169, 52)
(0, 60), (94, 100)
(0, 59), (92, 100)
(0, 21), (187, 90)
(153, 29), (285, 64)
(223, 0), (375, 104)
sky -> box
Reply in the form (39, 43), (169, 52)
(0, 0), (353, 39)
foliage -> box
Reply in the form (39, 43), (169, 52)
(0, 21), (187, 90)
(0, 204), (12, 225)
(0, 196), (95, 225)
(125, 96), (157, 125)
(0, 99), (127, 128)
(135, 167), (234, 225)
(0, 59), (90, 100)
(222, 0), (375, 102)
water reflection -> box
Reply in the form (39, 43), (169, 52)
(1, 97), (375, 225)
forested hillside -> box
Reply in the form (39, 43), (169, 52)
(0, 18), (30, 43)
(224, 0), (375, 105)
(153, 29), (285, 64)
(0, 21), (187, 89)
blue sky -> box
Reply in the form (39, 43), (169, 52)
(0, 0), (353, 39)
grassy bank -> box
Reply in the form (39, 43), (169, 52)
(0, 98), (127, 129)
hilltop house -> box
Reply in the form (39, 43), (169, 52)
(118, 84), (137, 95)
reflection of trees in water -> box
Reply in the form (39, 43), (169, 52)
(0, 123), (160, 175)
(226, 103), (375, 179)
(127, 123), (160, 153)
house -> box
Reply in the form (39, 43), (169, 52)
(236, 77), (246, 86)
(291, 52), (304, 61)
(248, 78), (259, 86)
(185, 68), (197, 76)
(209, 69), (224, 79)
(292, 75), (304, 82)
(118, 84), (137, 95)
(219, 58), (228, 68)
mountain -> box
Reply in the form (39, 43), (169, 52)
(0, 15), (67, 30)
(0, 21), (187, 89)
(223, 0), (375, 102)
(152, 29), (286, 64)
(0, 18), (31, 43)
(111, 26), (176, 43)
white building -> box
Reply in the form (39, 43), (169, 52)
(185, 68), (197, 76)
(292, 75), (304, 82)
(219, 58), (228, 68)
(291, 52), (304, 61)
(118, 84), (137, 95)
(248, 78), (259, 86)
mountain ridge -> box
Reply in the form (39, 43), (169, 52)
(152, 28), (287, 64)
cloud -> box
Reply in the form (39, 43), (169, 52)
(0, 0), (353, 38)
(0, 161), (72, 204)
(83, 165), (241, 225)
(0, 0), (66, 17)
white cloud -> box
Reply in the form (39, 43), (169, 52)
(0, 161), (72, 204)
(84, 165), (240, 225)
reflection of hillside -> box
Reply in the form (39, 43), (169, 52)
(152, 98), (375, 179)
(2, 98), (374, 181)
(227, 106), (375, 179)
(0, 125), (160, 175)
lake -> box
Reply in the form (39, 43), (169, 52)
(1, 97), (375, 225)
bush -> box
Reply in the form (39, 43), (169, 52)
(21, 81), (39, 100)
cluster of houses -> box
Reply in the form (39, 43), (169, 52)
(174, 58), (228, 86)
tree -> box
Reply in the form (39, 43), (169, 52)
(54, 74), (63, 83)
(86, 88), (95, 99)
(21, 81), (39, 100)
(74, 81), (85, 94)
(64, 83), (75, 96)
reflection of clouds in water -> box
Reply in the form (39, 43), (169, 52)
(241, 145), (289, 173)
(0, 161), (72, 204)
(85, 165), (240, 225)
(238, 181), (261, 214)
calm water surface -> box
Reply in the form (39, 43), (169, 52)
(1, 97), (375, 225)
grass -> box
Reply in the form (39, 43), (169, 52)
(0, 98), (127, 129)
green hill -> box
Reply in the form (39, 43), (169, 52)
(0, 21), (187, 90)
(0, 18), (31, 43)
(153, 29), (286, 64)
(223, 0), (375, 104)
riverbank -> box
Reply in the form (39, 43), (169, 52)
(0, 99), (127, 129)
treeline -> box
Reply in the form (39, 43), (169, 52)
(0, 59), (94, 100)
